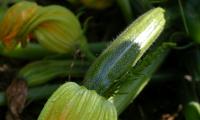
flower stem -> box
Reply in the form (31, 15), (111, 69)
(116, 0), (133, 23)
(0, 42), (108, 60)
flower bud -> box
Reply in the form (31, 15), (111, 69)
(0, 1), (38, 49)
(38, 82), (117, 120)
(0, 1), (84, 54)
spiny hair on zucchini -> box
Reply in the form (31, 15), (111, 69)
(105, 42), (175, 97)
(131, 42), (176, 73)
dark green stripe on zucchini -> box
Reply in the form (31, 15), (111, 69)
(108, 42), (175, 114)
(83, 7), (166, 95)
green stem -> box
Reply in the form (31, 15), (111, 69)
(0, 43), (53, 60)
(0, 42), (108, 60)
(79, 35), (96, 61)
(116, 0), (133, 23)
(27, 84), (60, 101)
(0, 84), (60, 106)
(178, 0), (189, 35)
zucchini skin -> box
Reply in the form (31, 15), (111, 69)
(108, 42), (175, 114)
(185, 101), (200, 120)
(83, 7), (166, 95)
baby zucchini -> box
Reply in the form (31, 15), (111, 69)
(83, 7), (166, 95)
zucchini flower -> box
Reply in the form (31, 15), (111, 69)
(38, 82), (117, 120)
(0, 1), (94, 59)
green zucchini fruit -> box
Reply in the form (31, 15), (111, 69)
(83, 7), (166, 95)
(108, 42), (175, 113)
(185, 101), (200, 120)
